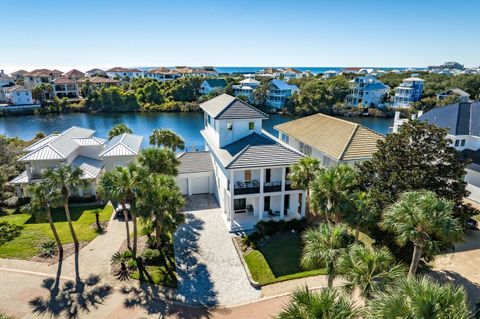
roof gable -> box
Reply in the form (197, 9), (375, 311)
(204, 79), (227, 88)
(100, 133), (143, 157)
(200, 93), (268, 120)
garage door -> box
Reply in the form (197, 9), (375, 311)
(190, 176), (210, 195)
(177, 178), (188, 195)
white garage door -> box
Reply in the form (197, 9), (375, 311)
(177, 177), (188, 196)
(190, 176), (210, 195)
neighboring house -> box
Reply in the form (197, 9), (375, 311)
(11, 70), (28, 81)
(415, 102), (480, 201)
(173, 66), (218, 77)
(199, 79), (227, 95)
(145, 67), (180, 81)
(266, 79), (299, 109)
(322, 70), (339, 79)
(0, 85), (33, 105)
(195, 93), (306, 231)
(78, 76), (119, 89)
(0, 70), (14, 87)
(275, 113), (384, 167)
(281, 68), (306, 81)
(85, 69), (106, 77)
(437, 88), (471, 102)
(428, 61), (464, 71)
(342, 67), (361, 74)
(232, 75), (260, 102)
(52, 78), (79, 99)
(106, 67), (143, 79)
(257, 68), (280, 78)
(9, 126), (143, 198)
(393, 77), (424, 109)
(346, 76), (389, 107)
(64, 69), (85, 81)
(24, 69), (61, 90)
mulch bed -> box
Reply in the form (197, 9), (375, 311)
(30, 241), (89, 264)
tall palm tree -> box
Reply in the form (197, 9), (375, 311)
(369, 276), (471, 319)
(344, 191), (373, 241)
(278, 286), (361, 319)
(382, 190), (463, 277)
(310, 164), (356, 223)
(98, 163), (144, 257)
(149, 128), (185, 151)
(26, 182), (63, 256)
(43, 165), (85, 248)
(137, 174), (185, 255)
(301, 223), (352, 288)
(137, 147), (179, 176)
(338, 244), (406, 298)
(107, 123), (132, 140)
(289, 156), (321, 218)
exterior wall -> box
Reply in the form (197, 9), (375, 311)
(106, 71), (143, 79)
(3, 89), (33, 105)
(24, 76), (53, 90)
(53, 83), (79, 98)
(103, 155), (136, 171)
(218, 118), (263, 147)
(176, 171), (215, 196)
(28, 159), (63, 177)
(466, 169), (480, 202)
(448, 134), (480, 151)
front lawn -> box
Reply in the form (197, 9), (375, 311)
(0, 203), (113, 259)
(244, 233), (327, 286)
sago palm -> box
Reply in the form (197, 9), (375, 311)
(289, 156), (321, 218)
(339, 244), (406, 298)
(310, 164), (356, 223)
(301, 223), (352, 288)
(382, 190), (463, 277)
(137, 147), (179, 175)
(26, 182), (64, 256)
(107, 123), (132, 140)
(369, 276), (471, 319)
(43, 165), (85, 247)
(278, 286), (361, 319)
(149, 128), (185, 151)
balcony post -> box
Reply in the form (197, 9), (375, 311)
(281, 166), (286, 192)
(259, 168), (264, 221)
(229, 170), (234, 226)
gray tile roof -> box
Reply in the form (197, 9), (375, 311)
(178, 151), (214, 174)
(419, 102), (480, 136)
(206, 132), (304, 169)
(200, 93), (268, 120)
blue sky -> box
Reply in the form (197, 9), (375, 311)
(2, 0), (479, 71)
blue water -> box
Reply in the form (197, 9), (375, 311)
(0, 112), (392, 145)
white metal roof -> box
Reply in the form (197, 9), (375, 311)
(8, 171), (29, 185)
(23, 134), (60, 152)
(99, 133), (143, 157)
(72, 156), (104, 179)
(73, 137), (105, 146)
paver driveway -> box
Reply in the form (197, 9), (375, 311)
(174, 195), (260, 307)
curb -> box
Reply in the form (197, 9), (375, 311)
(231, 237), (261, 289)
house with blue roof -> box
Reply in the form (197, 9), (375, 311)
(393, 77), (424, 109)
(266, 79), (299, 110)
(188, 93), (306, 231)
(346, 76), (389, 108)
(199, 78), (227, 95)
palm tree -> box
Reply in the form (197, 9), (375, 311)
(310, 164), (356, 223)
(107, 123), (132, 140)
(137, 174), (185, 255)
(344, 191), (373, 241)
(26, 182), (63, 256)
(289, 156), (321, 218)
(98, 163), (144, 257)
(301, 223), (352, 288)
(369, 276), (471, 318)
(278, 286), (361, 319)
(382, 190), (463, 277)
(43, 165), (85, 248)
(339, 244), (406, 298)
(137, 147), (179, 176)
(149, 128), (185, 151)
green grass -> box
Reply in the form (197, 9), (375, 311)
(131, 264), (177, 288)
(244, 234), (327, 286)
(0, 204), (113, 259)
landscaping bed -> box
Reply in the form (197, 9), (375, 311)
(0, 203), (113, 260)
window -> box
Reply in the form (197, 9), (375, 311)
(299, 142), (305, 153)
(455, 140), (460, 147)
(234, 198), (246, 211)
(281, 133), (289, 144)
(249, 122), (255, 130)
(227, 122), (233, 131)
(304, 145), (312, 156)
(244, 170), (252, 183)
(461, 139), (466, 147)
(265, 169), (271, 183)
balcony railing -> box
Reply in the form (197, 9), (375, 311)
(264, 181), (282, 193)
(234, 180), (260, 195)
(285, 180), (293, 191)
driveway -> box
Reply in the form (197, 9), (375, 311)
(174, 195), (260, 307)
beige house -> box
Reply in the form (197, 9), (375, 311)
(275, 113), (384, 167)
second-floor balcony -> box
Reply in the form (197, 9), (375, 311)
(264, 181), (282, 193)
(234, 180), (260, 195)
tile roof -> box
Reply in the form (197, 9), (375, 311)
(106, 67), (141, 73)
(24, 69), (55, 77)
(72, 156), (104, 179)
(200, 94), (268, 120)
(11, 70), (28, 76)
(4, 85), (28, 93)
(178, 151), (214, 174)
(78, 76), (119, 84)
(100, 133), (143, 157)
(52, 77), (76, 85)
(282, 67), (302, 74)
(148, 67), (177, 74)
(275, 113), (384, 161)
(419, 102), (480, 136)
(438, 88), (471, 97)
(64, 69), (85, 79)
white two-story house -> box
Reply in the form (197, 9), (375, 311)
(9, 126), (143, 198)
(197, 93), (306, 231)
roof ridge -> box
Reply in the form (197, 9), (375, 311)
(225, 144), (252, 169)
(338, 124), (359, 160)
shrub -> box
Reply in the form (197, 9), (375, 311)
(146, 236), (157, 249)
(0, 221), (23, 245)
(38, 240), (57, 258)
(141, 248), (161, 265)
(68, 194), (97, 203)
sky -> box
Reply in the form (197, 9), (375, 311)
(1, 0), (479, 72)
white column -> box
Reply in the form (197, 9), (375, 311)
(259, 168), (264, 221)
(281, 167), (286, 192)
(280, 194), (285, 219)
(229, 170), (235, 227)
(301, 191), (306, 217)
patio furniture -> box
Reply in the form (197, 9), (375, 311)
(252, 180), (259, 187)
(267, 209), (281, 218)
(236, 181), (245, 188)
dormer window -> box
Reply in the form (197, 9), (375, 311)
(227, 122), (233, 131)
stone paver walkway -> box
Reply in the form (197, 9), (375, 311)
(174, 195), (261, 307)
